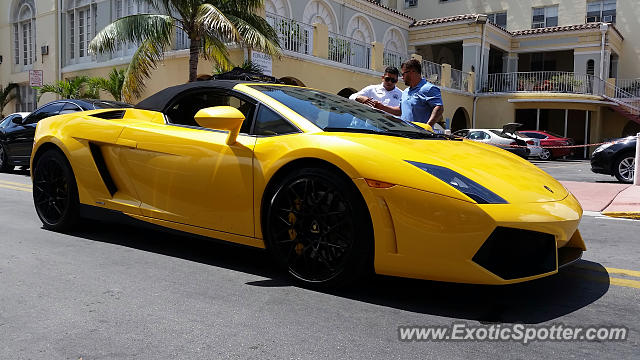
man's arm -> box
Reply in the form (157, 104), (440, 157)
(424, 86), (444, 126)
(349, 86), (375, 105)
(373, 102), (401, 116)
(426, 105), (444, 127)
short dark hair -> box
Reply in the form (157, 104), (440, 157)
(384, 66), (399, 76)
(401, 59), (422, 75)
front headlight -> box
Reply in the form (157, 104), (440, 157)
(407, 161), (508, 204)
(593, 143), (613, 154)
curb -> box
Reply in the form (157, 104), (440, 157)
(601, 211), (640, 220)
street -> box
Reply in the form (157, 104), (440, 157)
(0, 161), (638, 359)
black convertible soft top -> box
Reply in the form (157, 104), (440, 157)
(135, 68), (282, 112)
(135, 80), (242, 112)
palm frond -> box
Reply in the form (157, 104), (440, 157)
(201, 34), (233, 70)
(195, 3), (240, 43)
(226, 14), (281, 57)
(122, 39), (165, 102)
(89, 14), (174, 55)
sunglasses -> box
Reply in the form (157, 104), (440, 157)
(401, 70), (414, 77)
(384, 77), (398, 83)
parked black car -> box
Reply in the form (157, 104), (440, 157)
(591, 136), (637, 183)
(0, 99), (131, 171)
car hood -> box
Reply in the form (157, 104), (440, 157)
(316, 132), (569, 204)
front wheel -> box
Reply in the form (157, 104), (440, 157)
(613, 153), (635, 183)
(32, 149), (79, 231)
(538, 148), (552, 161)
(264, 168), (372, 288)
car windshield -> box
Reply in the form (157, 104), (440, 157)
(544, 131), (563, 138)
(249, 85), (433, 137)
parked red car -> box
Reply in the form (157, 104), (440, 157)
(519, 130), (574, 160)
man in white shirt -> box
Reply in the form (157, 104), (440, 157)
(349, 67), (402, 110)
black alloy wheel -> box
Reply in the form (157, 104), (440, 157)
(265, 168), (372, 287)
(613, 153), (635, 184)
(32, 150), (79, 231)
(0, 144), (9, 172)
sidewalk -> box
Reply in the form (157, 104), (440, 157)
(561, 181), (640, 220)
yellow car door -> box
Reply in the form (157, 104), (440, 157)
(116, 90), (258, 237)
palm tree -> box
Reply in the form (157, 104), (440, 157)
(1, 83), (18, 118)
(92, 68), (126, 102)
(89, 0), (281, 102)
(35, 76), (99, 101)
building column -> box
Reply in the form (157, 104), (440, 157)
(441, 63), (452, 88)
(370, 41), (385, 72)
(312, 23), (328, 59)
(504, 53), (519, 73)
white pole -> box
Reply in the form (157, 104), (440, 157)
(564, 109), (568, 137)
(536, 108), (540, 130)
(634, 132), (640, 186)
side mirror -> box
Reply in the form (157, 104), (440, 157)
(12, 116), (23, 125)
(194, 106), (245, 145)
(411, 121), (433, 132)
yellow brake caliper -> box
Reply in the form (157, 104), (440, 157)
(290, 198), (303, 255)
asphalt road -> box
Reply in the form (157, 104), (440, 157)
(1, 165), (639, 359)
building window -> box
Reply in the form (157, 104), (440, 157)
(487, 12), (507, 28)
(532, 5), (558, 28)
(405, 0), (417, 8)
(11, 0), (36, 70)
(586, 0), (616, 23)
(112, 0), (148, 56)
(16, 84), (36, 112)
(66, 1), (97, 63)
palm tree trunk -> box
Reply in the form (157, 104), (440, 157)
(189, 40), (199, 82)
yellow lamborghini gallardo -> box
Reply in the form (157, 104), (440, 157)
(31, 81), (585, 287)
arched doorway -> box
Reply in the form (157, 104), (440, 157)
(337, 88), (356, 98)
(450, 107), (470, 131)
(279, 76), (306, 86)
(622, 120), (640, 137)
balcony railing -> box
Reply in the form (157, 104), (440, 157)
(266, 12), (314, 55)
(382, 49), (407, 70)
(328, 32), (371, 69)
(615, 78), (640, 97)
(482, 72), (603, 95)
(450, 68), (470, 91)
(422, 60), (442, 86)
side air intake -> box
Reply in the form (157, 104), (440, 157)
(91, 110), (126, 120)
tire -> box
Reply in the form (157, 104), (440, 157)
(264, 167), (373, 288)
(0, 144), (10, 172)
(538, 148), (552, 161)
(32, 149), (80, 231)
(613, 152), (635, 184)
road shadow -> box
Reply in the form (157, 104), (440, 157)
(60, 219), (610, 325)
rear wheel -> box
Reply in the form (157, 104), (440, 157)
(0, 144), (10, 172)
(613, 152), (635, 183)
(264, 168), (372, 288)
(538, 148), (552, 160)
(32, 149), (79, 231)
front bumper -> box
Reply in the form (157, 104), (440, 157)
(590, 149), (614, 175)
(356, 181), (584, 285)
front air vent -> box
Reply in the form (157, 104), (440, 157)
(91, 110), (126, 120)
(472, 227), (557, 280)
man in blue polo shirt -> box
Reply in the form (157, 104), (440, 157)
(373, 59), (444, 128)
